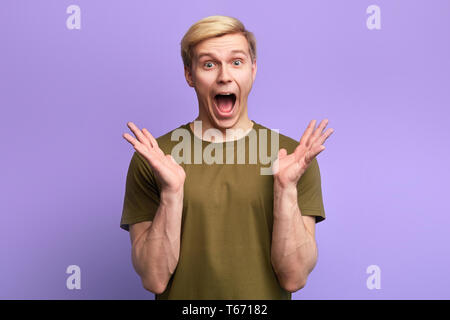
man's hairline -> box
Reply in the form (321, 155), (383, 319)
(196, 49), (249, 62)
(187, 35), (255, 70)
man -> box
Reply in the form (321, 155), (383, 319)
(120, 15), (334, 300)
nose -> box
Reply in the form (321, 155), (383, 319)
(217, 64), (232, 84)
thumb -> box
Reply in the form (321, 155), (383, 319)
(278, 148), (287, 159)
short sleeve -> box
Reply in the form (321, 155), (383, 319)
(120, 151), (161, 232)
(297, 157), (326, 224)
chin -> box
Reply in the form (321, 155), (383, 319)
(212, 116), (239, 129)
(209, 98), (241, 129)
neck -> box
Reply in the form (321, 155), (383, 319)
(189, 116), (254, 143)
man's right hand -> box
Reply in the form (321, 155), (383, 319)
(123, 122), (186, 194)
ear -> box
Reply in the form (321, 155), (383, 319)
(184, 65), (195, 87)
(252, 59), (257, 82)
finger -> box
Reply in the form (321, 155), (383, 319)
(311, 145), (326, 159)
(293, 142), (304, 161)
(123, 132), (141, 148)
(299, 119), (317, 147)
(127, 122), (151, 149)
(316, 127), (335, 147)
(302, 144), (323, 165)
(134, 142), (163, 170)
(124, 132), (159, 161)
(142, 128), (158, 149)
(143, 128), (165, 157)
(305, 128), (332, 162)
(310, 119), (329, 146)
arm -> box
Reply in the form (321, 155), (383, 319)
(130, 190), (183, 294)
(271, 119), (334, 292)
(123, 121), (186, 294)
(271, 185), (317, 292)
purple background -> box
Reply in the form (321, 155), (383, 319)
(1, 0), (449, 299)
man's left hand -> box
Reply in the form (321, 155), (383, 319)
(273, 119), (334, 189)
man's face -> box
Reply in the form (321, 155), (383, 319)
(185, 33), (257, 130)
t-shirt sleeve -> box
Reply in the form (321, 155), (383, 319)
(120, 151), (161, 232)
(297, 157), (326, 224)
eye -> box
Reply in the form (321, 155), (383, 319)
(204, 62), (214, 69)
(233, 60), (243, 66)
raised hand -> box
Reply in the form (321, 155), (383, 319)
(123, 122), (186, 194)
(273, 119), (334, 189)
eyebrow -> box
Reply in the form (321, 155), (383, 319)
(197, 49), (248, 60)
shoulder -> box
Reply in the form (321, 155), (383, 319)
(254, 122), (300, 154)
(154, 123), (190, 154)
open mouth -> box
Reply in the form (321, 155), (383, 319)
(213, 93), (237, 115)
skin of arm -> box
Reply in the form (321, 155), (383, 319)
(131, 190), (183, 294)
(271, 185), (317, 292)
(123, 122), (186, 294)
(270, 119), (334, 292)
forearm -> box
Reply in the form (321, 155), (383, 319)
(132, 190), (184, 294)
(271, 185), (318, 292)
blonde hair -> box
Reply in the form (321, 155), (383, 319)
(180, 15), (257, 71)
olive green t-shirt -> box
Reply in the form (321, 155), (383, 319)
(120, 120), (326, 300)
